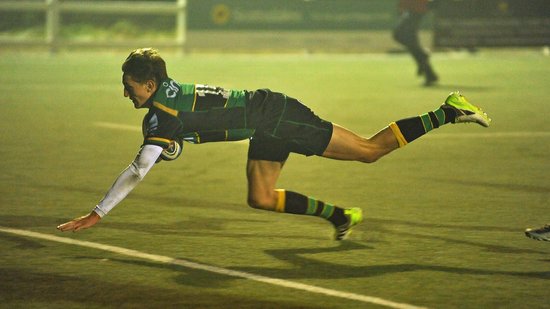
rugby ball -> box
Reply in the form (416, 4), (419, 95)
(159, 140), (183, 162)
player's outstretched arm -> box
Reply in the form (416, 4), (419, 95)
(56, 144), (163, 232)
(57, 211), (101, 232)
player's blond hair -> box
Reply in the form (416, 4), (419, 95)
(122, 48), (168, 84)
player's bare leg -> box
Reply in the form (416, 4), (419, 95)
(324, 92), (491, 163)
(246, 159), (361, 240)
(246, 159), (284, 211)
(321, 124), (398, 162)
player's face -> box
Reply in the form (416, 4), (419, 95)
(122, 75), (156, 109)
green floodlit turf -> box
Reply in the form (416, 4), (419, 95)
(0, 50), (549, 308)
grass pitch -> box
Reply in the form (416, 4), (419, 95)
(0, 50), (549, 308)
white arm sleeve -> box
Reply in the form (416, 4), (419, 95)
(93, 144), (163, 217)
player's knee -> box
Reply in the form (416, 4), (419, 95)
(359, 156), (377, 164)
(247, 193), (276, 210)
(247, 197), (261, 209)
(357, 147), (386, 163)
(358, 153), (380, 164)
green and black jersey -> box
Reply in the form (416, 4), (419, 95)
(142, 78), (333, 162)
(142, 79), (256, 148)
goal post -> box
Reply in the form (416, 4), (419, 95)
(0, 0), (187, 53)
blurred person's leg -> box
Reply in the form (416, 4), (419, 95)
(393, 11), (438, 86)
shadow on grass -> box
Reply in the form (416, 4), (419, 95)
(366, 218), (548, 254)
(235, 242), (550, 281)
(107, 240), (549, 290)
(0, 267), (317, 309)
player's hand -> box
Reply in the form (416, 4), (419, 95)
(57, 211), (101, 232)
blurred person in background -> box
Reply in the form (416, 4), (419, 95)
(393, 0), (439, 86)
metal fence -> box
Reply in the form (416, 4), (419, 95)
(0, 0), (186, 52)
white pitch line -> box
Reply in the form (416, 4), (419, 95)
(0, 227), (427, 309)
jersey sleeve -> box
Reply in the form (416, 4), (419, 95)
(182, 128), (254, 144)
(142, 108), (182, 149)
(93, 144), (162, 217)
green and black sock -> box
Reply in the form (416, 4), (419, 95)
(275, 189), (347, 227)
(389, 106), (456, 147)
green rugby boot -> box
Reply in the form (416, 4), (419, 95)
(443, 91), (491, 127)
(525, 224), (550, 242)
(334, 207), (363, 240)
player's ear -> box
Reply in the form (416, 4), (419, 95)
(146, 80), (157, 93)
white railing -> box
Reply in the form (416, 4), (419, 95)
(0, 0), (186, 52)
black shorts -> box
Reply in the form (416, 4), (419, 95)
(247, 90), (333, 162)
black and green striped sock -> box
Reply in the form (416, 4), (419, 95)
(390, 106), (456, 147)
(275, 190), (347, 227)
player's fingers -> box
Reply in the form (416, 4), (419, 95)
(57, 221), (76, 232)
